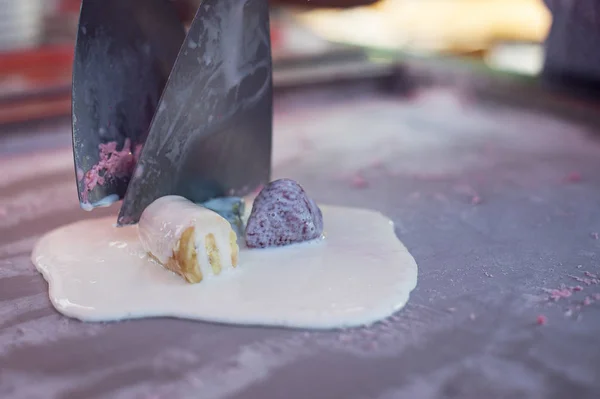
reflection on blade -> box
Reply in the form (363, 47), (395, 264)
(118, 0), (272, 226)
(72, 0), (185, 210)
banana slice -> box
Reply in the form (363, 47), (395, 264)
(138, 196), (239, 284)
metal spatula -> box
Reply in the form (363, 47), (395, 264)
(117, 0), (273, 225)
(72, 0), (186, 209)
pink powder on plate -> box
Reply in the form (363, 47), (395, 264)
(563, 172), (582, 183)
(350, 174), (368, 189)
(568, 275), (595, 285)
(548, 288), (572, 301)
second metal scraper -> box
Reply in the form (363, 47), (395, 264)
(118, 0), (273, 226)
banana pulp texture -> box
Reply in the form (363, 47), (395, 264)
(138, 196), (239, 284)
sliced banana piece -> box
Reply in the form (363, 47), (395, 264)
(138, 195), (239, 284)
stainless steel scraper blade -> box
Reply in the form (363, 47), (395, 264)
(118, 0), (273, 225)
(72, 0), (185, 210)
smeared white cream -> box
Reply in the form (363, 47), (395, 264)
(80, 194), (120, 212)
(32, 206), (418, 329)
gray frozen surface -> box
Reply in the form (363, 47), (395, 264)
(1, 85), (600, 399)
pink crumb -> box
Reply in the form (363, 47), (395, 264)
(583, 297), (593, 306)
(350, 174), (369, 189)
(133, 143), (143, 160)
(548, 288), (572, 301)
(536, 315), (547, 325)
(370, 160), (384, 169)
(453, 183), (482, 204)
(82, 139), (141, 203)
(568, 275), (594, 285)
(572, 286), (584, 292)
(590, 232), (599, 240)
(564, 172), (582, 183)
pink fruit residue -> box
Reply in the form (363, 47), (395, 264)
(543, 268), (600, 321)
(453, 183), (482, 205)
(568, 274), (599, 286)
(536, 315), (547, 325)
(563, 172), (582, 183)
(350, 174), (368, 189)
(471, 195), (482, 205)
(548, 288), (572, 301)
(81, 139), (142, 203)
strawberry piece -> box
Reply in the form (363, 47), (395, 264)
(245, 179), (323, 248)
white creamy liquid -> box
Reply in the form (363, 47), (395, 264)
(32, 205), (418, 329)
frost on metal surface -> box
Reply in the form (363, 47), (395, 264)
(119, 0), (273, 226)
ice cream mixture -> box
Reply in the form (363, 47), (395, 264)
(31, 205), (418, 329)
(80, 139), (142, 206)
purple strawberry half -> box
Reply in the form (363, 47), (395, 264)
(245, 179), (324, 248)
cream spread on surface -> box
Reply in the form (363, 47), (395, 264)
(32, 205), (418, 329)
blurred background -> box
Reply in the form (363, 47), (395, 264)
(0, 0), (561, 128)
